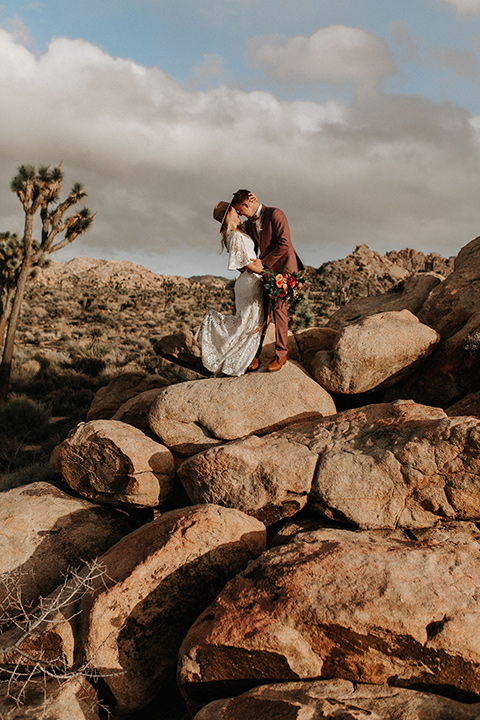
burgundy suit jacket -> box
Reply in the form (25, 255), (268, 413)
(245, 205), (303, 273)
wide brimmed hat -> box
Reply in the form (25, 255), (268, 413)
(213, 200), (231, 224)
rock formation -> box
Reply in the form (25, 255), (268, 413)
(179, 525), (480, 709)
(148, 361), (336, 457)
(312, 310), (440, 394)
(57, 420), (175, 507)
(8, 239), (480, 720)
(194, 679), (480, 720)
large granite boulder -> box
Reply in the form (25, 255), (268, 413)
(180, 399), (480, 530)
(312, 310), (440, 394)
(80, 504), (266, 716)
(307, 399), (478, 529)
(178, 433), (319, 525)
(86, 371), (169, 421)
(149, 361), (336, 456)
(58, 420), (175, 508)
(0, 482), (136, 614)
(194, 679), (480, 720)
(179, 526), (480, 709)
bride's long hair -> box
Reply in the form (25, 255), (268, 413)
(220, 207), (246, 250)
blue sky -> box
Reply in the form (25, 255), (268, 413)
(1, 0), (480, 277)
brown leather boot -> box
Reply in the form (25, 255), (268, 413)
(267, 355), (287, 372)
(247, 357), (260, 371)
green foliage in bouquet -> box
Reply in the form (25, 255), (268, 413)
(262, 268), (305, 313)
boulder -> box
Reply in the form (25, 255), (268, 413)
(80, 505), (266, 716)
(194, 679), (480, 720)
(326, 272), (444, 330)
(391, 236), (480, 406)
(305, 399), (480, 529)
(86, 371), (169, 421)
(178, 433), (319, 525)
(447, 390), (480, 419)
(179, 399), (480, 530)
(178, 526), (480, 709)
(293, 326), (338, 371)
(0, 482), (137, 614)
(58, 420), (175, 508)
(111, 387), (165, 434)
(0, 678), (100, 720)
(149, 361), (336, 456)
(312, 310), (440, 394)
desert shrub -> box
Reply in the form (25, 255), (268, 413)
(291, 297), (315, 331)
(0, 396), (50, 441)
(70, 356), (106, 376)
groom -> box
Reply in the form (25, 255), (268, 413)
(231, 189), (303, 372)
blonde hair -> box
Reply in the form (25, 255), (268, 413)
(220, 207), (237, 250)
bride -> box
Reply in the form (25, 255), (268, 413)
(195, 201), (264, 376)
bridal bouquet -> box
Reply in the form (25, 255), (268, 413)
(262, 268), (304, 313)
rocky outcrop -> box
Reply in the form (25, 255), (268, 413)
(178, 525), (480, 709)
(38, 257), (189, 291)
(312, 310), (440, 394)
(194, 679), (480, 720)
(80, 505), (266, 716)
(326, 272), (443, 330)
(302, 399), (480, 529)
(86, 371), (169, 421)
(149, 361), (336, 456)
(0, 678), (100, 720)
(389, 236), (480, 406)
(58, 420), (175, 508)
(178, 400), (480, 530)
(178, 433), (318, 525)
(0, 482), (136, 616)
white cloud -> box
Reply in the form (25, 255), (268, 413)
(251, 26), (395, 90)
(0, 27), (479, 278)
(442, 0), (480, 14)
(1, 14), (33, 46)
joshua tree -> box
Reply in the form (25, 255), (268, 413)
(0, 163), (95, 402)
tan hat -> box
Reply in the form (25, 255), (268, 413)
(213, 200), (231, 224)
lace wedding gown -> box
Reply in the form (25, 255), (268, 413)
(195, 230), (264, 376)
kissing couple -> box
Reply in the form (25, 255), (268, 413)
(195, 189), (303, 377)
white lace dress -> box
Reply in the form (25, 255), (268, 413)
(195, 231), (264, 376)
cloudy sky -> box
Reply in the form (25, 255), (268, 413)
(1, 0), (480, 278)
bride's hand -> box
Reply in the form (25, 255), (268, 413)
(247, 258), (263, 274)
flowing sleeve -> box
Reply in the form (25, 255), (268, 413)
(227, 232), (254, 271)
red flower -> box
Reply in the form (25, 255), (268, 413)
(279, 289), (287, 298)
(288, 276), (296, 288)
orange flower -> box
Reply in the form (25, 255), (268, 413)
(275, 274), (284, 288)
